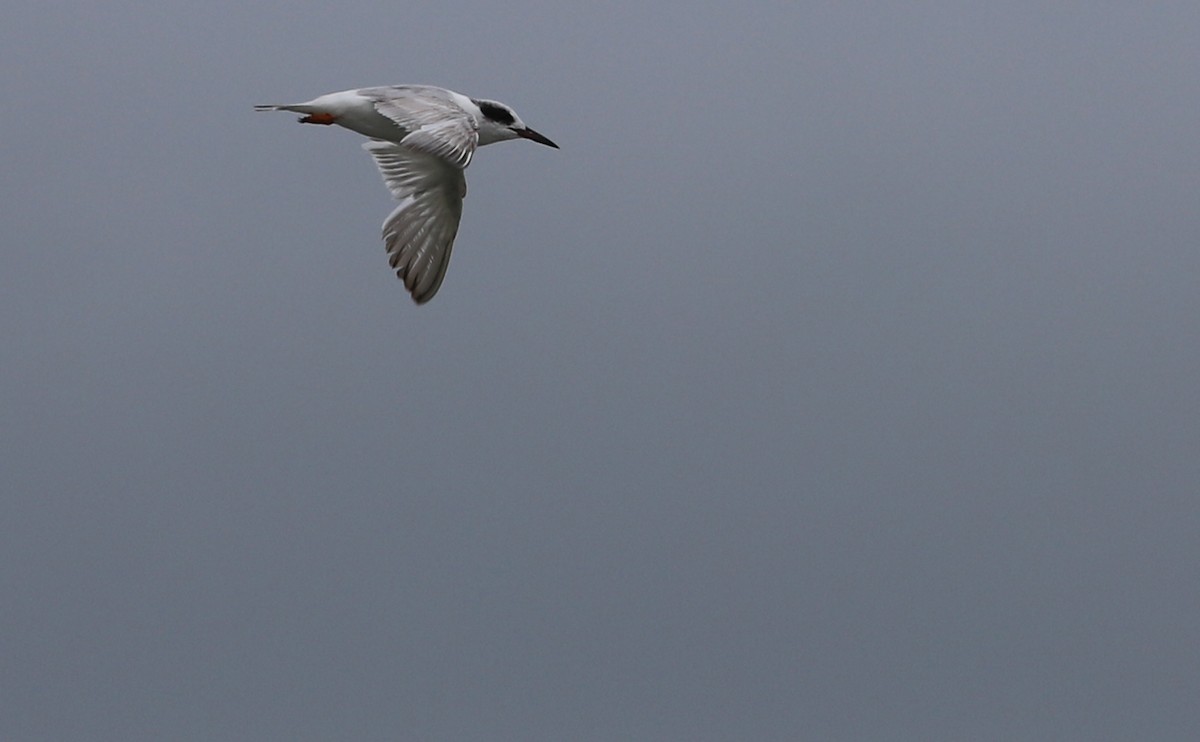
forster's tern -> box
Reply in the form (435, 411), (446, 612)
(255, 85), (558, 304)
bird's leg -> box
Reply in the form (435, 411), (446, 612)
(298, 112), (337, 125)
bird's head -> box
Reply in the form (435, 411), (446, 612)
(472, 98), (559, 149)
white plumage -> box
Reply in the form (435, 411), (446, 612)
(255, 85), (558, 304)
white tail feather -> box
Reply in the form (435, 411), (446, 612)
(253, 104), (318, 114)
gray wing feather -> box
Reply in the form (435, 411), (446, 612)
(364, 140), (467, 304)
(359, 86), (478, 168)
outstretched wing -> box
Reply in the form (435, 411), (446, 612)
(359, 86), (479, 168)
(363, 140), (468, 304)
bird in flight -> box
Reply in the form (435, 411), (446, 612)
(255, 85), (558, 304)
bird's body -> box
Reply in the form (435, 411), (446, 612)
(255, 85), (558, 304)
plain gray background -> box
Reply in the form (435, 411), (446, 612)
(3, 2), (1199, 739)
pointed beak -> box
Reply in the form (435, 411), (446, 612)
(518, 127), (559, 149)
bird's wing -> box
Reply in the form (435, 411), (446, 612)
(360, 87), (479, 168)
(363, 141), (467, 304)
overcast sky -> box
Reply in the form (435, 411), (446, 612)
(3, 2), (1199, 740)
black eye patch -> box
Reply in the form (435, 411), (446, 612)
(477, 101), (515, 125)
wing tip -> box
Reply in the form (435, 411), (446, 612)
(397, 268), (439, 305)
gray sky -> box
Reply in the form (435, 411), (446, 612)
(3, 2), (1199, 739)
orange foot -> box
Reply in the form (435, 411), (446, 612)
(299, 112), (337, 125)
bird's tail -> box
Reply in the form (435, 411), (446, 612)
(253, 103), (318, 114)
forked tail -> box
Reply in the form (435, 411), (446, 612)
(253, 103), (336, 124)
(254, 104), (314, 113)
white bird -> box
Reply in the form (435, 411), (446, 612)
(255, 85), (558, 304)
